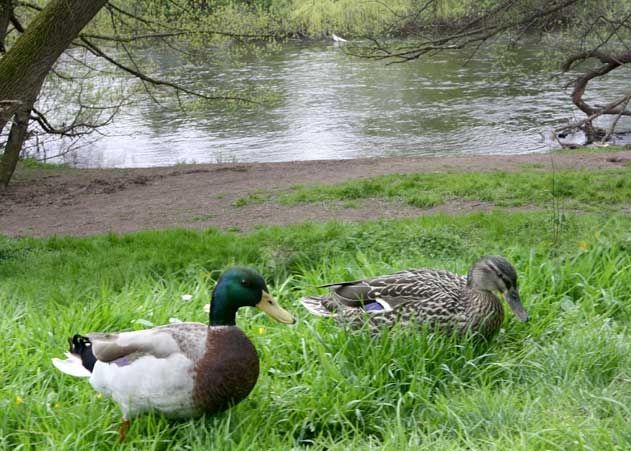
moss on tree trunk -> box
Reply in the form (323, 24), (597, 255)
(0, 0), (107, 187)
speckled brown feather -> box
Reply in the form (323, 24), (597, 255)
(192, 327), (260, 413)
(305, 267), (506, 338)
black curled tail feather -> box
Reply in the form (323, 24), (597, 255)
(68, 334), (97, 372)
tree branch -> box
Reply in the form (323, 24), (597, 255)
(79, 31), (189, 43)
(77, 37), (258, 104)
(562, 51), (631, 116)
(554, 94), (631, 135)
(352, 0), (580, 62)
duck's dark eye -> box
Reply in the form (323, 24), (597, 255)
(241, 279), (252, 288)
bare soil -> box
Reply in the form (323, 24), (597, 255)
(1, 150), (630, 237)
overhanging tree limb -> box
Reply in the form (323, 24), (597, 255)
(77, 36), (258, 104)
(352, 0), (580, 62)
(0, 0), (108, 187)
(0, 0), (107, 133)
(2, 0), (283, 188)
(562, 50), (631, 117)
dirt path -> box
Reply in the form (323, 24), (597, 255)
(1, 150), (630, 237)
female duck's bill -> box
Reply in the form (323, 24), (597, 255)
(505, 286), (528, 322)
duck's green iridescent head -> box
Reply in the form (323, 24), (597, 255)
(209, 267), (295, 326)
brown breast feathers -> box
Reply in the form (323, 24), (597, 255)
(192, 326), (260, 413)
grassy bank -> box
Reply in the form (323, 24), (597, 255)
(229, 165), (631, 211)
(1, 210), (631, 449)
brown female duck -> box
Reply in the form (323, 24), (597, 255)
(301, 256), (528, 338)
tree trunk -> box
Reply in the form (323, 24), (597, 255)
(0, 99), (19, 123)
(0, 0), (13, 53)
(0, 0), (106, 187)
(0, 97), (31, 187)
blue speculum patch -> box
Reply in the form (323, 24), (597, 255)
(114, 356), (131, 367)
(363, 302), (384, 311)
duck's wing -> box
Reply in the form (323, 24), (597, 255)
(89, 323), (206, 362)
(350, 269), (466, 309)
(52, 323), (208, 378)
(302, 269), (466, 316)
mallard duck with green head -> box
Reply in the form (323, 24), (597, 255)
(301, 256), (528, 338)
(52, 267), (294, 440)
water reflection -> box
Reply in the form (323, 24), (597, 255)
(39, 42), (631, 168)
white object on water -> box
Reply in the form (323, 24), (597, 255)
(332, 33), (348, 43)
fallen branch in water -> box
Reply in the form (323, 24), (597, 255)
(554, 94), (631, 147)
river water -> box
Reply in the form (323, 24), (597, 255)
(38, 42), (631, 168)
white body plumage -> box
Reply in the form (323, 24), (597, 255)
(52, 324), (208, 419)
(90, 353), (197, 418)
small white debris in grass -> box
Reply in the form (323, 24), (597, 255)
(169, 317), (182, 324)
(132, 319), (154, 327)
(181, 294), (193, 302)
(560, 296), (576, 311)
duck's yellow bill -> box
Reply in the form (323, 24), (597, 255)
(256, 291), (295, 324)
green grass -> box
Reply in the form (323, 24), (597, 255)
(232, 191), (269, 208)
(191, 213), (216, 222)
(280, 168), (631, 211)
(18, 158), (69, 170)
(555, 144), (631, 155)
(1, 210), (631, 449)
